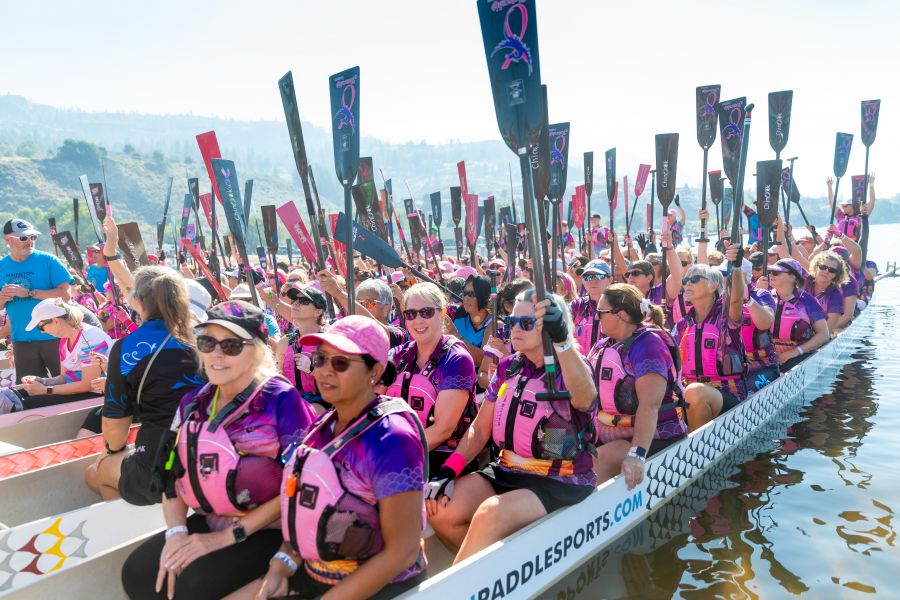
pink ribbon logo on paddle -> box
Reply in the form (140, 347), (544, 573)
(334, 82), (356, 135)
(490, 2), (533, 75)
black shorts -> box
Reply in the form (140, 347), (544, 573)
(284, 568), (426, 599)
(476, 463), (594, 513)
(779, 349), (815, 374)
(720, 388), (743, 413)
(747, 366), (780, 391)
(118, 426), (165, 506)
(22, 390), (97, 410)
(648, 435), (684, 457)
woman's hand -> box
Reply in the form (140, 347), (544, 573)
(485, 335), (508, 358)
(162, 530), (229, 575)
(91, 376), (107, 394)
(20, 375), (39, 385)
(254, 567), (290, 599)
(90, 351), (108, 374)
(22, 380), (47, 395)
(103, 214), (119, 248)
(621, 456), (645, 490)
(156, 531), (191, 599)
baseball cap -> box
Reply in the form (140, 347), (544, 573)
(183, 279), (212, 323)
(25, 298), (70, 331)
(3, 219), (40, 237)
(582, 260), (612, 277)
(200, 300), (268, 341)
(840, 197), (853, 206)
(749, 251), (765, 268)
(229, 283), (253, 300)
(299, 315), (390, 367)
(285, 284), (327, 310)
(769, 258), (809, 282)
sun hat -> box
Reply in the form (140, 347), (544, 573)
(299, 315), (389, 367)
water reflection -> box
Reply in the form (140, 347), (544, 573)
(544, 299), (898, 599)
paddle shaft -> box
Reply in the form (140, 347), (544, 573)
(860, 147), (872, 270)
(730, 104), (755, 269)
(698, 148), (710, 242)
(783, 157), (797, 256)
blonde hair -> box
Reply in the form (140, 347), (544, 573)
(707, 251), (725, 266)
(130, 267), (195, 345)
(57, 301), (85, 329)
(810, 251), (849, 286)
(403, 282), (447, 311)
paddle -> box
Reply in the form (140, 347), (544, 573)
(829, 132), (854, 227)
(548, 122), (570, 284)
(573, 184), (586, 255)
(781, 167), (813, 234)
(379, 171), (412, 263)
(485, 268), (502, 361)
(47, 218), (58, 257)
(605, 148), (617, 278)
(157, 177), (174, 254)
(508, 163), (518, 225)
(629, 164), (651, 240)
(211, 158), (261, 307)
(117, 222), (150, 271)
(405, 181), (444, 280)
(450, 185), (462, 260)
(328, 66), (361, 312)
(78, 175), (124, 306)
(484, 195), (497, 258)
(431, 191), (442, 248)
(478, 0), (568, 401)
(859, 99), (881, 270)
(654, 134), (679, 302)
(532, 85), (552, 284)
(504, 222), (517, 284)
(72, 197), (80, 246)
(261, 205), (279, 290)
(767, 90), (793, 247)
(52, 230), (85, 276)
(695, 85), (721, 243)
(717, 99), (755, 268)
(584, 151), (594, 258)
(755, 159), (782, 277)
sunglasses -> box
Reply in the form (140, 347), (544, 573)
(291, 296), (314, 306)
(359, 298), (384, 309)
(37, 319), (53, 332)
(504, 316), (536, 331)
(583, 273), (609, 282)
(462, 290), (476, 298)
(197, 335), (251, 356)
(402, 306), (438, 321)
(624, 270), (648, 278)
(596, 308), (619, 317)
(15, 235), (37, 242)
(682, 274), (708, 285)
(820, 265), (840, 274)
(311, 350), (366, 373)
(681, 261), (691, 267)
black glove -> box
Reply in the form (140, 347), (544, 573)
(541, 295), (569, 344)
(159, 250), (167, 262)
(635, 233), (648, 254)
(673, 194), (681, 207)
(178, 252), (186, 265)
(425, 466), (457, 501)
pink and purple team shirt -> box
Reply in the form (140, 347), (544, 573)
(485, 354), (598, 487)
(388, 335), (477, 407)
(59, 324), (112, 383)
(759, 288), (827, 330)
(806, 282), (845, 316)
(569, 296), (600, 355)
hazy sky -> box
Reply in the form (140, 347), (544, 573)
(3, 0), (898, 195)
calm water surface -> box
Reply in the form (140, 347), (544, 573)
(545, 224), (900, 599)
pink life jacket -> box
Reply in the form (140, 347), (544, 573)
(679, 305), (744, 383)
(672, 293), (690, 325)
(741, 306), (775, 365)
(282, 332), (318, 396)
(491, 355), (594, 462)
(772, 292), (814, 349)
(281, 398), (426, 562)
(837, 214), (861, 240)
(593, 328), (684, 438)
(175, 378), (279, 516)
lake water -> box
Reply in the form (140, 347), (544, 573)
(545, 223), (900, 599)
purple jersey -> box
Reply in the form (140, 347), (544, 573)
(569, 296), (600, 355)
(389, 335), (477, 405)
(759, 288), (827, 324)
(807, 282), (844, 315)
(841, 276), (860, 299)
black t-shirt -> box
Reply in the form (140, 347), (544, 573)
(103, 319), (202, 430)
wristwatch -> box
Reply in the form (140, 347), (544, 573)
(104, 252), (122, 261)
(27, 288), (35, 299)
(232, 520), (247, 543)
(46, 386), (54, 395)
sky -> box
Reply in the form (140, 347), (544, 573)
(2, 0), (899, 195)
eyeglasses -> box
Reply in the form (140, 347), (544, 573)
(682, 274), (708, 285)
(15, 235), (37, 242)
(196, 335), (251, 356)
(291, 296), (313, 306)
(681, 261), (691, 267)
(752, 265), (763, 271)
(37, 319), (53, 332)
(359, 298), (384, 309)
(504, 316), (536, 331)
(820, 265), (840, 274)
(624, 270), (648, 278)
(402, 306), (438, 321)
(311, 350), (366, 373)
(583, 273), (609, 282)
(462, 290), (476, 298)
(596, 308), (619, 316)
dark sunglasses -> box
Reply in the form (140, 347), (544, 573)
(596, 308), (619, 316)
(462, 290), (476, 298)
(682, 274), (708, 285)
(291, 296), (314, 306)
(583, 273), (609, 282)
(197, 335), (251, 356)
(624, 270), (648, 278)
(680, 261), (691, 267)
(15, 235), (37, 242)
(820, 265), (840, 274)
(504, 316), (536, 332)
(37, 319), (53, 332)
(311, 350), (365, 373)
(403, 306), (438, 321)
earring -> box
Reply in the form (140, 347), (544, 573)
(370, 379), (376, 385)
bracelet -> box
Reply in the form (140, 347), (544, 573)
(443, 452), (467, 478)
(105, 440), (127, 454)
(272, 551), (298, 575)
(796, 346), (805, 356)
(104, 252), (122, 261)
(165, 525), (188, 539)
(553, 340), (573, 353)
(626, 450), (647, 463)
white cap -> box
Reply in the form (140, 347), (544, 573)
(25, 298), (69, 331)
(183, 279), (211, 323)
(230, 283), (252, 300)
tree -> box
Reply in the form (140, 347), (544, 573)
(55, 139), (105, 169)
(15, 140), (40, 158)
(123, 143), (135, 155)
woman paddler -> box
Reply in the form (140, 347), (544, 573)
(274, 283), (329, 413)
(121, 300), (315, 600)
(236, 315), (428, 599)
(806, 251), (849, 333)
(587, 284), (687, 487)
(568, 259), (612, 354)
(425, 291), (597, 562)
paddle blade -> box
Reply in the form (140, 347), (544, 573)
(583, 152), (594, 198)
(89, 183), (107, 222)
(755, 160), (782, 227)
(352, 180), (389, 243)
(833, 133), (853, 178)
(431, 192), (442, 227)
(196, 131), (223, 204)
(329, 66), (360, 185)
(654, 134), (679, 208)
(53, 230), (84, 273)
(278, 71), (310, 180)
(780, 167), (801, 204)
(457, 161), (469, 197)
(715, 96), (747, 187)
(573, 185), (586, 227)
(188, 178), (200, 209)
(531, 85), (551, 201)
(261, 205), (278, 254)
(117, 222), (150, 270)
(276, 202), (318, 264)
(634, 164), (651, 198)
(335, 213), (404, 268)
(484, 196), (496, 244)
(451, 186), (462, 225)
(721, 187), (733, 230)
(708, 170), (723, 205)
(861, 99), (881, 147)
(604, 148), (616, 204)
(547, 122), (570, 201)
(465, 194), (479, 248)
(851, 175), (866, 209)
(477, 0), (543, 152)
(767, 90), (793, 154)
(79, 175), (104, 243)
(210, 158), (248, 254)
(696, 84), (721, 149)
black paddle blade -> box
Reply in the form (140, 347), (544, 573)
(53, 231), (84, 273)
(88, 182), (107, 223)
(334, 212), (403, 268)
(767, 90), (793, 154)
(604, 148), (616, 204)
(851, 175), (866, 207)
(780, 167), (801, 204)
(715, 96), (747, 188)
(721, 186), (733, 230)
(261, 205), (279, 254)
(484, 196), (496, 245)
(547, 122), (570, 201)
(278, 71), (310, 180)
(530, 84), (551, 201)
(654, 134), (679, 208)
(833, 133), (853, 178)
(755, 160), (782, 227)
(861, 99), (881, 147)
(210, 158), (248, 246)
(329, 66), (360, 185)
(352, 181), (389, 243)
(696, 84), (721, 150)
(431, 192), (442, 227)
(708, 170), (723, 205)
(117, 222), (150, 270)
(584, 151), (594, 198)
(477, 0), (543, 152)
(455, 227), (464, 257)
(450, 186), (462, 225)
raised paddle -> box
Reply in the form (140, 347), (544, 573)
(654, 134), (679, 303)
(695, 84), (721, 243)
(859, 99), (881, 271)
(584, 151), (594, 258)
(478, 0), (568, 400)
(605, 148), (617, 278)
(755, 159), (782, 277)
(548, 122), (571, 285)
(781, 167), (813, 234)
(829, 133), (854, 227)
